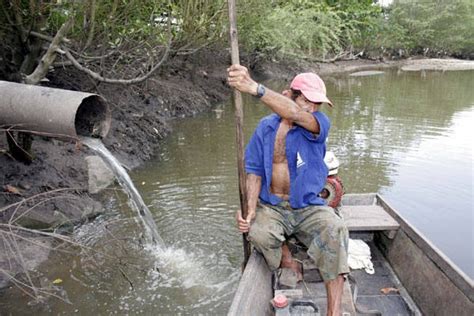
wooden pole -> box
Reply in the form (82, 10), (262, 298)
(227, 0), (251, 267)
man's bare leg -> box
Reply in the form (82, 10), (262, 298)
(325, 274), (344, 316)
(280, 243), (302, 281)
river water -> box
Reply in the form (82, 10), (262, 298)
(1, 69), (472, 314)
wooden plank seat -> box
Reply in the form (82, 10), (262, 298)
(339, 204), (400, 232)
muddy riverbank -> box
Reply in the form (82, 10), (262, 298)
(1, 52), (472, 290)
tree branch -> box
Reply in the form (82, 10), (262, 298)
(69, 48), (117, 60)
(23, 16), (74, 85)
(29, 30), (71, 44)
(83, 0), (97, 50)
(11, 0), (27, 43)
(0, 188), (83, 214)
(62, 31), (172, 85)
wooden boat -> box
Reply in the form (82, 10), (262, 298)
(229, 193), (474, 315)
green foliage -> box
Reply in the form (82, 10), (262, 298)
(68, 0), (229, 52)
(379, 0), (474, 56)
(171, 0), (227, 46)
(237, 0), (381, 59)
(0, 1), (212, 80)
(73, 1), (173, 48)
(1, 0), (472, 80)
(237, 0), (472, 59)
(327, 0), (382, 50)
(1, 0), (228, 55)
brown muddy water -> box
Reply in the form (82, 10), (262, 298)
(1, 69), (473, 314)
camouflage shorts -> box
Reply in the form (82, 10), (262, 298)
(248, 201), (349, 281)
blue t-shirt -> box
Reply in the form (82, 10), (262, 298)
(245, 111), (330, 208)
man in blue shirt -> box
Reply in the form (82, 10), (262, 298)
(227, 65), (349, 316)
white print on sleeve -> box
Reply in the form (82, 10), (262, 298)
(296, 152), (305, 168)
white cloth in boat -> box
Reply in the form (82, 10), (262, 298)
(348, 239), (375, 274)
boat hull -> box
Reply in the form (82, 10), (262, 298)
(228, 194), (474, 315)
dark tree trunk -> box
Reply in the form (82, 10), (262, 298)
(6, 131), (34, 164)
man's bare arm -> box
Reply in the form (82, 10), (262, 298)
(237, 173), (261, 233)
(227, 64), (319, 133)
(260, 88), (320, 133)
(246, 173), (261, 219)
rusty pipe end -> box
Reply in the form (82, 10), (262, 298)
(74, 95), (111, 139)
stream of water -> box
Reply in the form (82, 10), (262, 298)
(81, 137), (165, 250)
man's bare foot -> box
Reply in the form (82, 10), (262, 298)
(281, 258), (303, 282)
(281, 243), (303, 282)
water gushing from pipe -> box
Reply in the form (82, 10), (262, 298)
(81, 137), (165, 250)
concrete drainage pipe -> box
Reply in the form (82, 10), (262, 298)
(0, 80), (111, 139)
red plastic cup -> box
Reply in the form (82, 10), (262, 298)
(272, 294), (289, 308)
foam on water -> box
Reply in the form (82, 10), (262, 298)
(145, 243), (215, 290)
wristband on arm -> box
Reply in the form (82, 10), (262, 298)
(256, 83), (266, 98)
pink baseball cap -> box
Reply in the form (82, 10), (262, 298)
(290, 73), (333, 106)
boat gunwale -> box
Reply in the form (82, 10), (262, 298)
(374, 193), (474, 301)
